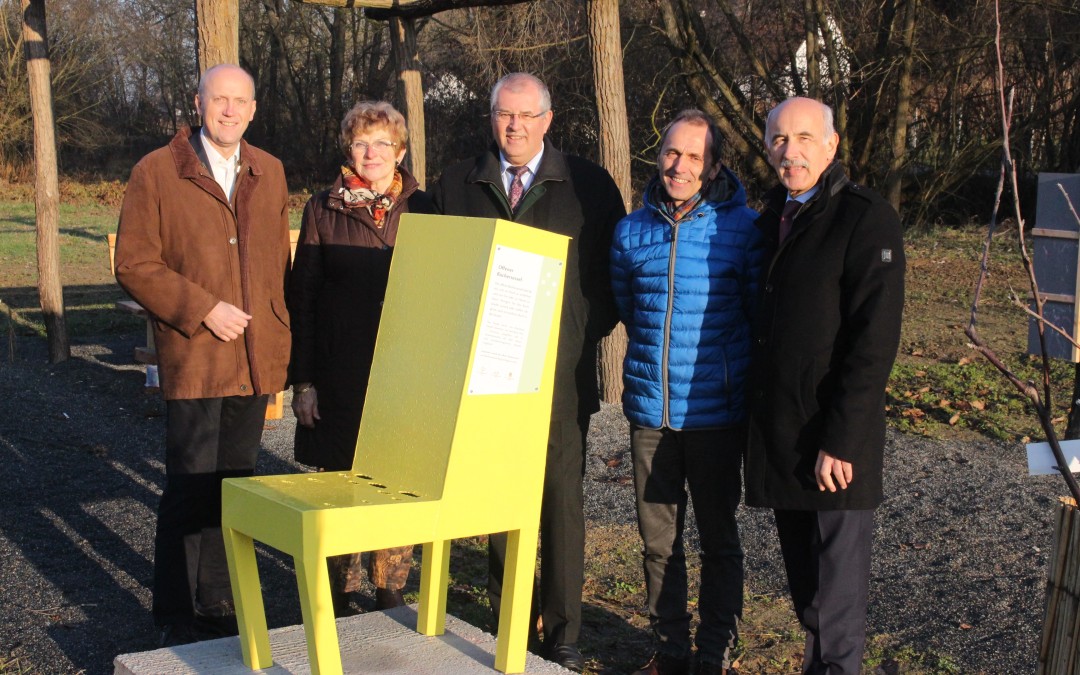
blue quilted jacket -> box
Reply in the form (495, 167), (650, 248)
(610, 168), (765, 429)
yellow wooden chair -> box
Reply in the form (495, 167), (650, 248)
(221, 215), (569, 675)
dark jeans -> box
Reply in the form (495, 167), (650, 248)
(152, 395), (267, 627)
(774, 508), (874, 675)
(631, 425), (744, 667)
(489, 415), (589, 647)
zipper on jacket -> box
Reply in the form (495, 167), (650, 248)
(662, 218), (679, 428)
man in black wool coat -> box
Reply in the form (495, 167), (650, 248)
(745, 96), (906, 675)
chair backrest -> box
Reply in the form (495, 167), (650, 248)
(289, 228), (300, 263)
(352, 215), (567, 512)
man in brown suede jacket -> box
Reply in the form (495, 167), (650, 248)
(114, 64), (291, 647)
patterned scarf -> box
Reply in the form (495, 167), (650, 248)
(338, 164), (403, 227)
(651, 179), (704, 224)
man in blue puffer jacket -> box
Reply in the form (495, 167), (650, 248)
(611, 109), (765, 675)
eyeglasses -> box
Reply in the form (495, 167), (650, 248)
(490, 110), (549, 123)
(351, 139), (398, 152)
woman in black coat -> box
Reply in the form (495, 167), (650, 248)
(288, 100), (434, 615)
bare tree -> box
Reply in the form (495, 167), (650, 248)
(196, 0), (238, 73)
(389, 16), (426, 187)
(883, 0), (918, 212)
(21, 0), (67, 363)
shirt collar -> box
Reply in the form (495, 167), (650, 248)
(199, 128), (240, 167)
(499, 142), (545, 176)
(789, 185), (819, 204)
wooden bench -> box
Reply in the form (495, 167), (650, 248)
(221, 215), (569, 675)
(107, 230), (300, 418)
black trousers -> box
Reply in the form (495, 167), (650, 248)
(489, 415), (588, 647)
(631, 425), (744, 667)
(774, 508), (875, 675)
(152, 395), (267, 627)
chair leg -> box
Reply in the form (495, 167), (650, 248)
(222, 526), (272, 669)
(494, 527), (538, 674)
(295, 552), (344, 675)
(417, 540), (451, 635)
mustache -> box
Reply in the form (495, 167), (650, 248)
(780, 159), (810, 169)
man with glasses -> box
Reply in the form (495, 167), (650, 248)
(431, 72), (625, 672)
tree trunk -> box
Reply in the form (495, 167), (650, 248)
(884, 0), (918, 211)
(587, 0), (629, 404)
(328, 8), (347, 149)
(390, 17), (426, 189)
(21, 0), (68, 363)
(195, 0), (239, 74)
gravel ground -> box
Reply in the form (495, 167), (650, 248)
(0, 335), (1062, 673)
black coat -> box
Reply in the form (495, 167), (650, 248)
(430, 144), (625, 420)
(744, 162), (905, 510)
(288, 167), (435, 470)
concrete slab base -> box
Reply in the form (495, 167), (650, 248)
(113, 606), (573, 674)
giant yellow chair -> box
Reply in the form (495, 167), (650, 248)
(221, 215), (569, 675)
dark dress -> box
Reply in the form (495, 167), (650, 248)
(288, 167), (435, 471)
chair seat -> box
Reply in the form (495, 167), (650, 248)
(224, 473), (442, 557)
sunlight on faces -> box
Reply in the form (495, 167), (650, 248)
(658, 120), (719, 206)
(490, 82), (552, 166)
(195, 65), (256, 158)
(350, 126), (406, 194)
(766, 97), (838, 197)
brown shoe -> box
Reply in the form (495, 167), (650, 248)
(633, 652), (690, 675)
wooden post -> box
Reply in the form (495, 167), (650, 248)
(587, 0), (629, 403)
(21, 0), (68, 363)
(196, 0), (239, 73)
(390, 16), (426, 189)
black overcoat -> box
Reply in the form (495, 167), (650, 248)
(288, 167), (435, 470)
(429, 144), (625, 421)
(744, 162), (905, 510)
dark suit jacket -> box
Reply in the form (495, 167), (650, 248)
(430, 143), (625, 420)
(745, 162), (905, 510)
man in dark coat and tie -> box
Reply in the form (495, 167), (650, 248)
(745, 96), (905, 674)
(430, 72), (625, 672)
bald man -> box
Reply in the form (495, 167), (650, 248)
(744, 97), (905, 674)
(115, 64), (291, 647)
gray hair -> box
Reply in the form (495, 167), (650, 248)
(764, 97), (836, 147)
(490, 72), (551, 113)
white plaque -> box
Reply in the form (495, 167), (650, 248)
(468, 245), (560, 396)
(1027, 439), (1080, 475)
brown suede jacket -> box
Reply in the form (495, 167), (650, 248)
(114, 127), (292, 400)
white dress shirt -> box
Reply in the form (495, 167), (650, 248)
(199, 130), (241, 201)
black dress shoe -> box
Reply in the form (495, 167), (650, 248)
(374, 587), (405, 610)
(548, 643), (585, 672)
(158, 623), (197, 648)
